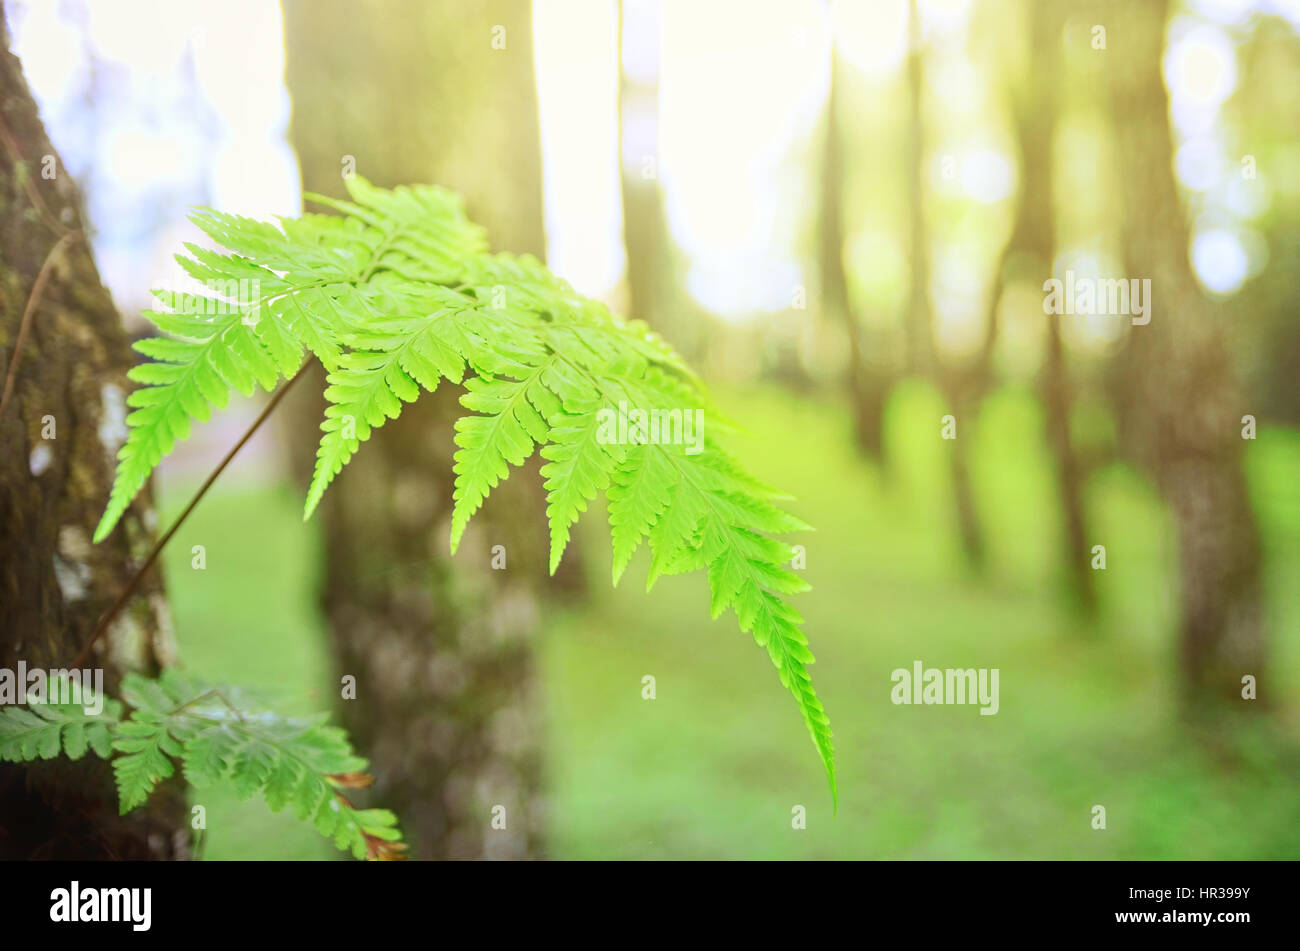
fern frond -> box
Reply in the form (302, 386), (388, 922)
(0, 684), (121, 762)
(2, 671), (406, 859)
(112, 671), (406, 859)
(96, 178), (837, 800)
(95, 176), (486, 543)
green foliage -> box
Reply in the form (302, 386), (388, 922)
(0, 671), (404, 860)
(94, 176), (835, 799)
(0, 679), (120, 762)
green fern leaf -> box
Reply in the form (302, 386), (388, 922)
(607, 444), (678, 585)
(111, 714), (181, 813)
(112, 672), (402, 858)
(0, 690), (121, 763)
(180, 722), (241, 788)
(449, 366), (553, 551)
(95, 178), (837, 800)
(96, 175), (487, 543)
(304, 292), (477, 516)
(540, 399), (627, 574)
(93, 305), (280, 543)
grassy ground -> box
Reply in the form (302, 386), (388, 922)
(159, 381), (1300, 859)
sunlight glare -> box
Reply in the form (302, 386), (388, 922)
(532, 0), (624, 300)
(1164, 22), (1237, 107)
(1192, 228), (1249, 294)
(830, 0), (907, 78)
(660, 0), (827, 320)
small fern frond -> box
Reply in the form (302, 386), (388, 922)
(0, 680), (121, 762)
(113, 671), (406, 859)
(0, 671), (405, 859)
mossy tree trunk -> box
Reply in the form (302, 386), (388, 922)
(0, 11), (186, 859)
(282, 0), (550, 859)
(1106, 0), (1266, 703)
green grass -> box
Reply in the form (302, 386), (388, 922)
(159, 381), (1300, 859)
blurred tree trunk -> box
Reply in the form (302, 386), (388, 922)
(905, 0), (985, 568)
(903, 2), (935, 378)
(618, 3), (672, 327)
(1042, 310), (1095, 613)
(1107, 0), (1266, 702)
(998, 2), (1096, 611)
(282, 0), (551, 859)
(822, 42), (890, 462)
(0, 17), (186, 859)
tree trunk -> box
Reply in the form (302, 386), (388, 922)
(618, 2), (668, 322)
(905, 0), (985, 569)
(1106, 0), (1266, 702)
(1003, 1), (1095, 611)
(0, 13), (187, 859)
(903, 1), (935, 379)
(281, 0), (550, 859)
(1043, 314), (1096, 613)
(821, 42), (889, 462)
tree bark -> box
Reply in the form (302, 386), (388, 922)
(905, 0), (985, 568)
(1043, 313), (1095, 613)
(1106, 0), (1266, 702)
(0, 12), (186, 859)
(1003, 1), (1095, 611)
(618, 2), (673, 327)
(821, 42), (890, 461)
(281, 0), (550, 859)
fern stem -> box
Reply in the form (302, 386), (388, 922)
(167, 687), (247, 724)
(71, 359), (315, 669)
